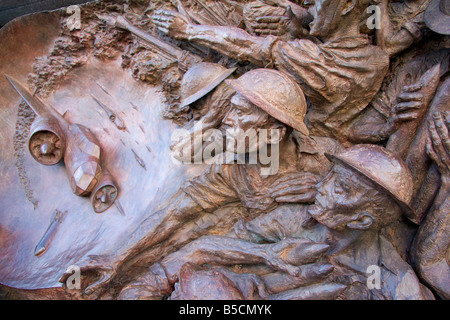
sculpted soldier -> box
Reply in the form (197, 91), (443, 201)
(59, 68), (341, 296)
(172, 68), (342, 196)
(376, 0), (450, 57)
(1, 0), (448, 302)
(118, 144), (432, 300)
(163, 67), (332, 228)
(235, 144), (432, 299)
(152, 0), (390, 142)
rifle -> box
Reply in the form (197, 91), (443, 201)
(100, 15), (202, 71)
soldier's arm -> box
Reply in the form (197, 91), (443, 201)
(59, 165), (239, 296)
(58, 190), (204, 297)
(152, 10), (276, 67)
(411, 111), (450, 299)
(124, 164), (242, 255)
(348, 81), (427, 144)
(160, 235), (332, 285)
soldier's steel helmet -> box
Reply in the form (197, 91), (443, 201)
(424, 0), (450, 35)
(325, 144), (415, 219)
(179, 62), (237, 109)
(225, 68), (309, 135)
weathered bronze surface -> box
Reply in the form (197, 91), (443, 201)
(0, 0), (448, 300)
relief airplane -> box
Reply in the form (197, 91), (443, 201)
(5, 74), (123, 214)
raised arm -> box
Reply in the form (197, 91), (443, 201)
(152, 10), (275, 67)
(348, 82), (426, 143)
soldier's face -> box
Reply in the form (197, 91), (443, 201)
(308, 164), (376, 231)
(223, 93), (270, 133)
(221, 93), (282, 154)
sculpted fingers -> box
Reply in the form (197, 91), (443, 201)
(427, 112), (450, 175)
(269, 238), (330, 266)
(153, 15), (175, 23)
(153, 9), (179, 18)
(395, 101), (423, 111)
(253, 15), (287, 36)
(152, 10), (173, 24)
(426, 137), (439, 165)
(255, 15), (285, 24)
(282, 241), (330, 265)
(152, 15), (171, 34)
(254, 28), (280, 36)
(58, 255), (115, 297)
(402, 83), (423, 93)
(295, 263), (334, 284)
(397, 92), (423, 102)
(392, 101), (423, 122)
(84, 270), (114, 296)
(433, 112), (450, 153)
(152, 10), (189, 38)
(390, 84), (425, 122)
(154, 24), (170, 34)
(270, 173), (319, 202)
(430, 116), (444, 152)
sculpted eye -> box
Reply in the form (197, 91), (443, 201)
(334, 178), (351, 193)
(334, 180), (344, 193)
(341, 181), (350, 192)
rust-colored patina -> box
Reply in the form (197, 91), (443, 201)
(0, 0), (448, 301)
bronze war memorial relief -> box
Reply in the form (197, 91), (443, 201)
(0, 0), (448, 300)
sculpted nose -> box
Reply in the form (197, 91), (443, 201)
(222, 108), (238, 128)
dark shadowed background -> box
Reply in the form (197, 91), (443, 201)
(0, 0), (94, 27)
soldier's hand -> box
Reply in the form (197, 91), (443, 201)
(270, 172), (320, 203)
(265, 238), (332, 280)
(246, 1), (288, 37)
(252, 4), (310, 38)
(58, 254), (115, 297)
(389, 83), (425, 125)
(152, 10), (192, 39)
(426, 111), (450, 181)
